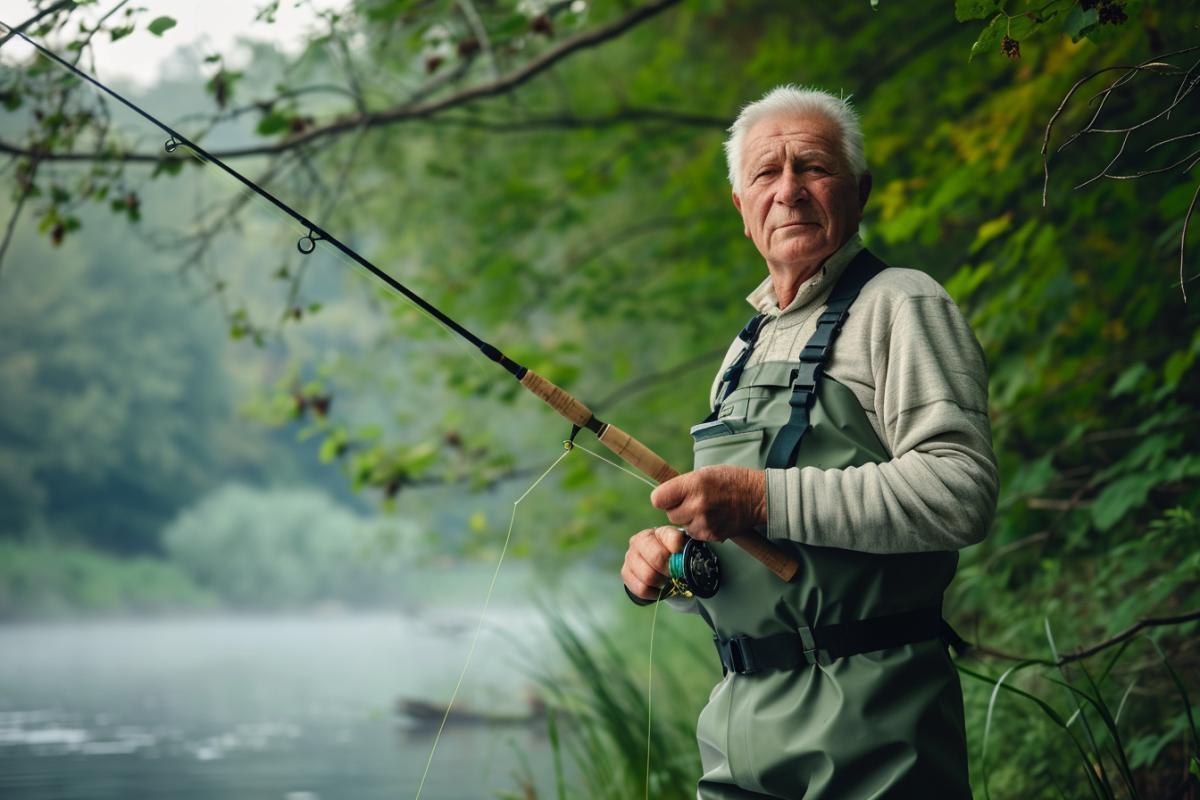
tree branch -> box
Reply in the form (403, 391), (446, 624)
(967, 608), (1200, 666)
(0, 0), (76, 50)
(0, 0), (684, 163)
(0, 106), (725, 163)
(434, 107), (727, 132)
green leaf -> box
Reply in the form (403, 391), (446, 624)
(255, 110), (291, 137)
(1063, 5), (1098, 41)
(970, 214), (1013, 254)
(147, 16), (177, 37)
(1109, 362), (1147, 397)
(969, 14), (1004, 62)
(108, 24), (135, 42)
(151, 159), (183, 178)
(1091, 473), (1159, 531)
(956, 0), (1000, 22)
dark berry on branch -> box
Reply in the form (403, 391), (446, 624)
(531, 14), (553, 35)
(1098, 2), (1127, 24)
(1001, 36), (1021, 59)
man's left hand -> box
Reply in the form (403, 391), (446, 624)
(649, 465), (767, 542)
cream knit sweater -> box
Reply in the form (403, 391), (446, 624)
(708, 234), (998, 553)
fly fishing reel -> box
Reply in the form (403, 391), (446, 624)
(562, 430), (723, 601)
(664, 535), (721, 599)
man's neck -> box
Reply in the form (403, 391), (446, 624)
(768, 262), (823, 310)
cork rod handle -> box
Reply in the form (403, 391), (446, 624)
(519, 369), (800, 583)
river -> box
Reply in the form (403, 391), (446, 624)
(0, 612), (561, 799)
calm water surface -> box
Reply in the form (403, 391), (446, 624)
(0, 612), (559, 799)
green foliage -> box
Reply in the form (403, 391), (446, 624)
(522, 604), (715, 800)
(0, 539), (219, 619)
(0, 194), (237, 552)
(161, 483), (422, 609)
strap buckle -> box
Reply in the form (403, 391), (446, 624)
(713, 634), (758, 675)
(790, 362), (821, 389)
(797, 626), (824, 666)
(798, 343), (828, 362)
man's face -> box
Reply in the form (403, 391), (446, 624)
(732, 113), (870, 273)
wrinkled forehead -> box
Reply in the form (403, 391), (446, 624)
(742, 112), (845, 165)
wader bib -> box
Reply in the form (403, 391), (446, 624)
(687, 250), (971, 799)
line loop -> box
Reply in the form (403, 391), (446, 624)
(297, 229), (324, 254)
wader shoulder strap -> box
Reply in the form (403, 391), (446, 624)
(764, 249), (887, 469)
(703, 312), (768, 423)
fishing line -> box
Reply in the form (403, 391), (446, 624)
(644, 583), (666, 800)
(570, 441), (657, 489)
(570, 442), (670, 800)
(414, 445), (571, 800)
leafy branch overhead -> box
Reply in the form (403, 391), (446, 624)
(958, 0), (1134, 62)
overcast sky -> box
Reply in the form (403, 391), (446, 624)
(0, 1), (340, 87)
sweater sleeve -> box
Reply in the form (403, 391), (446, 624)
(764, 292), (998, 553)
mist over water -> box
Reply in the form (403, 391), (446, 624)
(0, 611), (560, 799)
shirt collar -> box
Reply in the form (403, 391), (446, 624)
(745, 233), (864, 318)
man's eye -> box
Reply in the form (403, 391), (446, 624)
(806, 165), (830, 174)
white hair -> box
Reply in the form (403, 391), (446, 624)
(724, 85), (867, 193)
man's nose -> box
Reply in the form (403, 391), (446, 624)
(777, 168), (808, 205)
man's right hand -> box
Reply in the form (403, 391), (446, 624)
(622, 525), (687, 601)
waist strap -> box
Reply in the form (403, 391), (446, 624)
(713, 606), (967, 675)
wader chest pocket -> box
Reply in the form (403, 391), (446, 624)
(716, 387), (772, 423)
(691, 428), (765, 470)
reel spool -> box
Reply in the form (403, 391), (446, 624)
(665, 536), (721, 599)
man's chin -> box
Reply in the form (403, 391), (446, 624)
(770, 238), (833, 269)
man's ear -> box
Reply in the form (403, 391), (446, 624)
(732, 191), (750, 238)
(858, 171), (873, 211)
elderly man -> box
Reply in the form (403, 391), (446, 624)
(621, 86), (997, 799)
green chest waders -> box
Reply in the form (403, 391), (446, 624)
(687, 250), (971, 799)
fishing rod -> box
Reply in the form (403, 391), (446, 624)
(3, 25), (801, 593)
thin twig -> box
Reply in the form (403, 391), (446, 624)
(0, 0), (76, 49)
(1074, 129), (1130, 190)
(456, 0), (498, 80)
(1146, 128), (1200, 153)
(1104, 147), (1200, 180)
(0, 157), (39, 280)
(1180, 181), (1200, 303)
(968, 609), (1200, 665)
